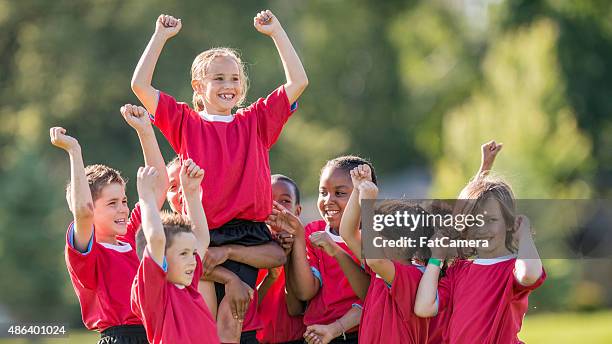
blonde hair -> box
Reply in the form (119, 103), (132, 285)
(455, 175), (518, 257)
(191, 47), (249, 111)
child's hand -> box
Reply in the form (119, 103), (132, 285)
(309, 231), (341, 257)
(357, 180), (379, 203)
(267, 266), (282, 280)
(481, 140), (503, 170)
(49, 127), (80, 152)
(253, 10), (282, 37)
(179, 158), (204, 195)
(350, 164), (372, 190)
(224, 277), (254, 321)
(304, 323), (339, 344)
(136, 166), (159, 200)
(274, 231), (295, 255)
(120, 104), (151, 132)
(155, 14), (182, 40)
(514, 215), (533, 241)
(266, 201), (301, 235)
(202, 247), (230, 275)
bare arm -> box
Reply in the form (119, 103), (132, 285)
(179, 159), (209, 255)
(257, 268), (279, 304)
(285, 284), (306, 316)
(334, 251), (370, 300)
(477, 140), (503, 178)
(131, 15), (182, 114)
(121, 105), (169, 208)
(204, 266), (253, 321)
(414, 236), (446, 318)
(514, 216), (543, 286)
(339, 189), (362, 259)
(266, 203), (320, 301)
(304, 306), (362, 343)
(50, 128), (93, 252)
(137, 166), (166, 264)
(226, 242), (286, 268)
(285, 234), (320, 301)
(413, 262), (441, 318)
(253, 10), (308, 103)
(309, 231), (370, 301)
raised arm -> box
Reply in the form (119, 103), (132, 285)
(340, 164), (376, 259)
(253, 10), (308, 104)
(514, 215), (543, 286)
(340, 190), (362, 260)
(131, 14), (182, 114)
(178, 159), (209, 256)
(121, 104), (169, 208)
(136, 166), (166, 265)
(477, 140), (503, 178)
(413, 232), (446, 317)
(50, 127), (93, 252)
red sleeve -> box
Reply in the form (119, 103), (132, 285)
(151, 91), (191, 153)
(65, 224), (98, 290)
(240, 86), (296, 149)
(390, 262), (422, 319)
(132, 250), (167, 331)
(437, 261), (463, 313)
(189, 253), (204, 290)
(512, 266), (547, 293)
(119, 203), (142, 246)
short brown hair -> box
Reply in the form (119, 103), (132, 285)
(135, 211), (194, 259)
(376, 199), (434, 261)
(65, 164), (126, 203)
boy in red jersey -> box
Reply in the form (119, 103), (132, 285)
(256, 174), (307, 344)
(131, 160), (219, 344)
(50, 104), (168, 344)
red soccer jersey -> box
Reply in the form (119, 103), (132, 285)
(131, 250), (220, 344)
(359, 261), (429, 344)
(438, 257), (546, 344)
(256, 268), (306, 343)
(152, 86), (297, 229)
(303, 220), (362, 329)
(64, 204), (143, 332)
(242, 291), (263, 333)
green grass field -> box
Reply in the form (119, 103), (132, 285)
(1, 311), (611, 343)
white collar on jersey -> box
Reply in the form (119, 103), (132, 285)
(325, 225), (345, 243)
(100, 240), (133, 253)
(473, 254), (517, 265)
(198, 111), (235, 123)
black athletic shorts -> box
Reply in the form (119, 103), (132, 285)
(99, 325), (148, 344)
(210, 219), (273, 302)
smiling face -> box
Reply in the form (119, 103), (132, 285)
(193, 56), (243, 115)
(165, 231), (198, 287)
(166, 162), (183, 214)
(468, 197), (513, 258)
(318, 166), (353, 230)
(92, 183), (129, 240)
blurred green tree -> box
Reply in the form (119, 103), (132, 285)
(431, 19), (593, 199)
